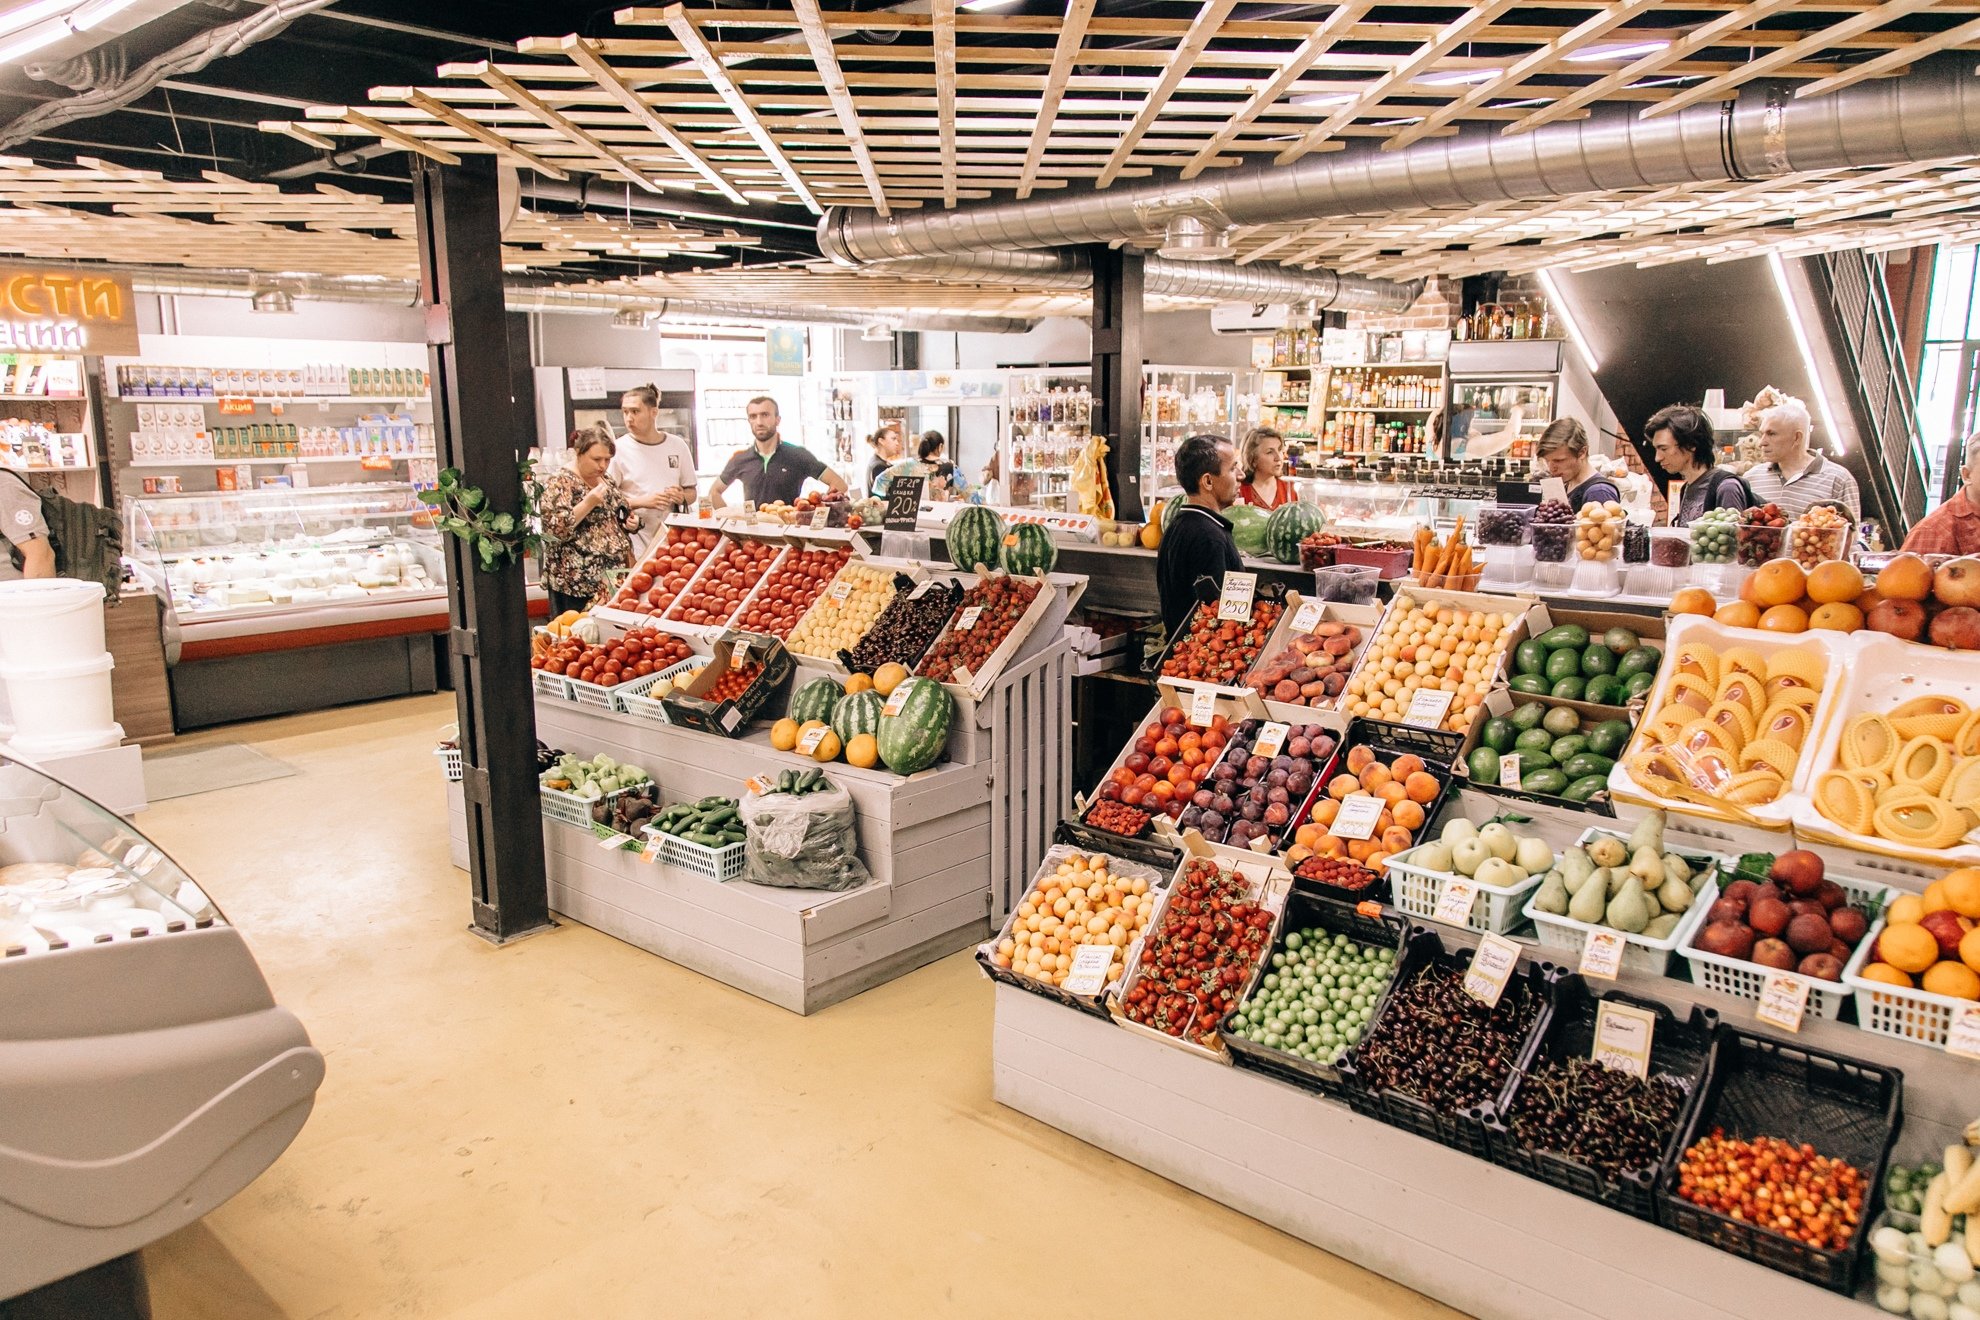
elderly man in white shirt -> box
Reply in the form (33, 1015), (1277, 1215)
(1743, 397), (1861, 521)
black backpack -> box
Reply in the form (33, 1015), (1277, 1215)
(4, 470), (123, 606)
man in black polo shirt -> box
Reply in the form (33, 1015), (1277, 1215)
(1156, 433), (1243, 639)
(712, 396), (848, 508)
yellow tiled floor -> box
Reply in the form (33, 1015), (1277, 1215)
(136, 693), (1459, 1319)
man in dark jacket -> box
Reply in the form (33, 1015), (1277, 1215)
(1156, 432), (1243, 639)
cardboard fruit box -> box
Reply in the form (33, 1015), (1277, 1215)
(1243, 592), (1381, 729)
(1453, 688), (1631, 818)
(1507, 604), (1667, 724)
(659, 630), (794, 737)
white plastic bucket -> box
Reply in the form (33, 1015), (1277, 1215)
(0, 578), (108, 669)
(0, 653), (116, 744)
(6, 723), (124, 757)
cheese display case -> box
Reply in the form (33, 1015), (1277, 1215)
(1292, 470), (1493, 540)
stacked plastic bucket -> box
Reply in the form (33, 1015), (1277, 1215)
(0, 579), (123, 754)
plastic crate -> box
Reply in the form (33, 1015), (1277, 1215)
(1220, 884), (1408, 1097)
(1845, 914), (1976, 1050)
(540, 783), (643, 830)
(641, 825), (745, 881)
(1523, 828), (1721, 977)
(1147, 577), (1291, 683)
(531, 668), (572, 701)
(1057, 812), (1183, 873)
(1482, 983), (1716, 1222)
(1656, 1027), (1903, 1294)
(1387, 845), (1543, 936)
(1676, 869), (1892, 1021)
(434, 745), (462, 783)
(1351, 716), (1466, 768)
(1334, 928), (1559, 1159)
(612, 659), (703, 723)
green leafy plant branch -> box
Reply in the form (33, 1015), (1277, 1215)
(418, 461), (543, 573)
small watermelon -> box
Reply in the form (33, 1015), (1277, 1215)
(1264, 501), (1327, 563)
(875, 676), (954, 775)
(831, 689), (885, 745)
(999, 523), (1057, 576)
(1227, 503), (1270, 557)
(788, 676), (843, 726)
(947, 504), (1006, 572)
(1159, 493), (1187, 531)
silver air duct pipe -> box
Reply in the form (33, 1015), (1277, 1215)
(853, 249), (1421, 313)
(818, 56), (1980, 265)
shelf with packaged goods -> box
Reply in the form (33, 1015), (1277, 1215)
(114, 394), (430, 406)
(1326, 406), (1437, 415)
(128, 453), (434, 468)
(0, 393), (84, 402)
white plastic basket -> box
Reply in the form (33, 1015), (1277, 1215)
(531, 668), (572, 700)
(612, 659), (702, 723)
(1676, 868), (1892, 1020)
(561, 672), (623, 710)
(540, 783), (642, 829)
(642, 826), (746, 881)
(1844, 916), (1974, 1049)
(434, 745), (462, 782)
(1386, 843), (1543, 935)
(1521, 827), (1721, 977)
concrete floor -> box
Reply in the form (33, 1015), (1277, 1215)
(135, 693), (1461, 1320)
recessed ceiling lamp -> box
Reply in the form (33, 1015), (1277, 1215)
(1158, 214), (1235, 261)
(250, 289), (295, 315)
(1565, 40), (1671, 62)
(1413, 68), (1503, 87)
(612, 306), (658, 329)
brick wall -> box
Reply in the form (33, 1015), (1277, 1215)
(1342, 278), (1461, 335)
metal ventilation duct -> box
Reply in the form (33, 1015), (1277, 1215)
(853, 249), (1422, 313)
(817, 56), (1980, 265)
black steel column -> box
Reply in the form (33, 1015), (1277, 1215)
(1088, 244), (1145, 519)
(412, 156), (551, 944)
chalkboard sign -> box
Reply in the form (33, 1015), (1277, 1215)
(884, 475), (924, 531)
(1496, 480), (1544, 505)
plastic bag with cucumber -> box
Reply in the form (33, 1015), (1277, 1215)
(738, 778), (871, 891)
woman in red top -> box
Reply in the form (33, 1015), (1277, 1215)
(1237, 427), (1297, 509)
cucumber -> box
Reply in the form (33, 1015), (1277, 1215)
(1522, 768), (1570, 796)
(1563, 774), (1610, 802)
(1537, 624), (1590, 649)
(1562, 752), (1617, 780)
(1510, 674), (1552, 696)
(695, 795), (729, 810)
(1550, 676), (1587, 701)
(684, 830), (723, 846)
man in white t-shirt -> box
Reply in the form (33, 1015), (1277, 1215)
(609, 383), (698, 549)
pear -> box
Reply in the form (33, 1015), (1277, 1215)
(1662, 854), (1693, 885)
(1640, 888), (1662, 920)
(1532, 870), (1570, 916)
(1628, 810), (1666, 857)
(1607, 876), (1651, 934)
(1644, 913), (1682, 940)
(1629, 847), (1665, 883)
(1587, 835), (1628, 869)
(1560, 847), (1596, 894)
(1657, 872), (1695, 915)
(1569, 865), (1608, 924)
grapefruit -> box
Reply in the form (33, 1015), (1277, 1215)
(1671, 587), (1717, 616)
(1807, 602), (1864, 632)
(1751, 558), (1809, 608)
(1757, 603), (1809, 633)
(1714, 601), (1762, 629)
(1807, 560), (1866, 604)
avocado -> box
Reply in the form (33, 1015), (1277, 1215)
(1481, 716), (1517, 753)
(1545, 648), (1583, 683)
(1549, 734), (1590, 763)
(1563, 774), (1610, 802)
(1584, 674), (1623, 707)
(1603, 626), (1640, 655)
(1510, 674), (1552, 696)
(1562, 752), (1617, 780)
(1515, 728), (1557, 757)
(1580, 645), (1617, 677)
(1467, 746), (1502, 783)
(1587, 719), (1633, 758)
(1624, 671), (1657, 700)
(1617, 645), (1662, 680)
(1522, 768), (1570, 796)
(1550, 676), (1587, 701)
(1542, 705), (1582, 738)
(1515, 747), (1557, 772)
(1509, 700), (1548, 731)
(1537, 624), (1590, 650)
(1514, 639), (1550, 676)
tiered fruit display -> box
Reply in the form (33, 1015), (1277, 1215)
(1191, 719), (1337, 849)
(1349, 954), (1543, 1115)
(1670, 555), (1871, 634)
(916, 574), (1042, 683)
(530, 626), (695, 687)
(1736, 503), (1790, 567)
(609, 525), (721, 616)
(1508, 621), (1661, 706)
(843, 578), (962, 672)
(874, 675), (956, 775)
(1249, 620), (1364, 707)
(989, 850), (1157, 991)
(1854, 871), (1980, 1000)
(1675, 1133), (1866, 1253)
(1687, 850), (1871, 983)
(1118, 856), (1277, 1047)
(1527, 812), (1708, 940)
(1287, 745), (1441, 874)
(1341, 592), (1519, 734)
(1160, 598), (1285, 687)
(737, 544), (850, 638)
(1226, 927), (1398, 1067)
(1626, 637), (1826, 807)
(665, 537), (784, 628)
(1814, 695), (1980, 850)
(786, 562), (898, 659)
(1470, 701), (1634, 803)
(1095, 707), (1233, 825)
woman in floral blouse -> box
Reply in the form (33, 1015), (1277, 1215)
(539, 427), (640, 614)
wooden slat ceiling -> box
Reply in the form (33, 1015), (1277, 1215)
(0, 157), (757, 280)
(245, 0), (1980, 281)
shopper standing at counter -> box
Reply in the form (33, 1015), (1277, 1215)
(0, 471), (53, 580)
(539, 427), (640, 615)
(1745, 398), (1861, 520)
(1903, 434), (1980, 555)
(1536, 418), (1621, 509)
(610, 384), (698, 549)
(1236, 428), (1296, 510)
(865, 423), (903, 495)
(1646, 403), (1752, 526)
(1157, 433), (1243, 639)
(712, 396), (847, 508)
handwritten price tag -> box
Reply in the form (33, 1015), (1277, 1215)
(811, 506), (830, 529)
(796, 725), (829, 756)
(1061, 942), (1117, 997)
(1756, 973), (1811, 1033)
(1404, 687), (1456, 728)
(1433, 878), (1477, 926)
(595, 831), (635, 851)
(639, 835), (664, 864)
(1253, 721), (1290, 759)
(1217, 572), (1257, 623)
(1356, 899), (1385, 919)
(1289, 599), (1324, 633)
(1188, 686), (1217, 728)
(1945, 1004), (1980, 1061)
(1579, 929), (1626, 980)
(1498, 753), (1522, 789)
(1463, 932), (1522, 1008)
(731, 642), (751, 669)
(1332, 794), (1383, 842)
(830, 580), (853, 603)
(1591, 1001), (1656, 1078)
(955, 605), (984, 631)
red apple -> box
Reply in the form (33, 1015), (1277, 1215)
(1753, 938), (1796, 971)
(1768, 850), (1825, 897)
(1919, 909), (1973, 960)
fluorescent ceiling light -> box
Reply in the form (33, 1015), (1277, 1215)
(1290, 93), (1353, 107)
(0, 15), (64, 62)
(959, 0), (1018, 8)
(1413, 68), (1503, 87)
(1767, 252), (1848, 456)
(70, 0), (140, 30)
(0, 0), (146, 64)
(1536, 269), (1600, 372)
(0, 0), (81, 40)
(1565, 41), (1671, 63)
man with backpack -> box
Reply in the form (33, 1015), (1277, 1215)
(1, 469), (55, 579)
(2, 469), (123, 606)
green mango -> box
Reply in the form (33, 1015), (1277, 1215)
(1580, 645), (1617, 677)
(1542, 705), (1582, 738)
(1586, 719), (1634, 758)
(1515, 639), (1551, 676)
(1515, 728), (1556, 756)
(1624, 671), (1657, 700)
(1515, 747), (1557, 772)
(1545, 649), (1583, 683)
(1563, 752), (1617, 780)
(1550, 676), (1587, 701)
(1481, 716), (1517, 753)
(1603, 627), (1640, 655)
(1563, 774), (1611, 802)
(1467, 746), (1502, 783)
(1510, 674), (1552, 696)
(1549, 734), (1590, 763)
(1537, 624), (1590, 649)
(1509, 700), (1548, 731)
(1522, 768), (1570, 796)
(1584, 674), (1623, 707)
(1617, 645), (1663, 680)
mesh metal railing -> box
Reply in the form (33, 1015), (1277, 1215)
(1813, 250), (1932, 541)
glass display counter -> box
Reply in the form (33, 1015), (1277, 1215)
(1293, 471), (1491, 539)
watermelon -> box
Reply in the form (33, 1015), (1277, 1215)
(1159, 493), (1187, 531)
(875, 676), (954, 775)
(831, 689), (884, 745)
(788, 676), (843, 726)
(1000, 523), (1057, 576)
(1264, 501), (1327, 563)
(947, 505), (1005, 572)
(1226, 503), (1270, 557)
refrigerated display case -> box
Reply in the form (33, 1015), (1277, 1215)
(1291, 468), (1493, 541)
(1443, 339), (1563, 462)
(1140, 365), (1259, 497)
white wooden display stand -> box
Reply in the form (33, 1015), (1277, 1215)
(993, 962), (1972, 1320)
(447, 638), (1074, 1013)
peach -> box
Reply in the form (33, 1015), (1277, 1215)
(1404, 771), (1441, 804)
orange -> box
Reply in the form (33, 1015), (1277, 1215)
(1963, 926), (1980, 974)
(1875, 551), (1935, 602)
(1714, 601), (1762, 629)
(1405, 771), (1442, 803)
(1807, 602), (1864, 632)
(1670, 587), (1717, 616)
(1757, 603), (1809, 634)
(1943, 867), (1980, 918)
(1807, 560), (1866, 605)
(1857, 588), (1885, 613)
(1888, 893), (1926, 926)
(1750, 558), (1809, 608)
(1924, 879), (1954, 914)
(1878, 921), (1941, 974)
(1857, 962), (1913, 988)
(1922, 961), (1980, 1000)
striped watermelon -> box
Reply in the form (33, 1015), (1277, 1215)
(788, 676), (843, 725)
(831, 689), (884, 745)
(947, 505), (1005, 572)
(999, 523), (1057, 576)
(1264, 501), (1327, 563)
(875, 676), (954, 775)
(1159, 493), (1187, 531)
